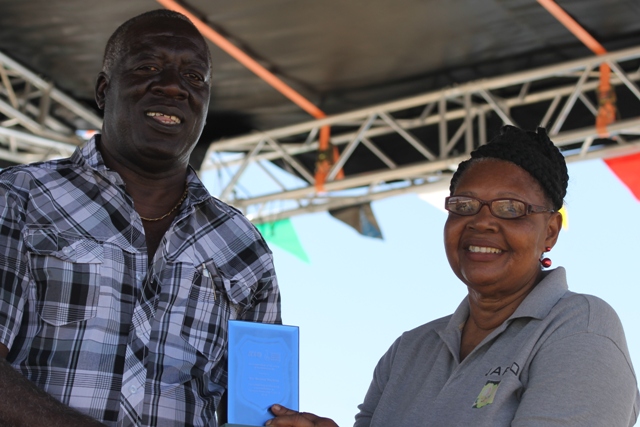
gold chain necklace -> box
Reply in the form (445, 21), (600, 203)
(140, 187), (188, 222)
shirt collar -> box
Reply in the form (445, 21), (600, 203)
(439, 267), (570, 359)
(73, 134), (212, 206)
(184, 166), (213, 205)
(72, 134), (109, 172)
(444, 267), (569, 333)
(510, 267), (569, 320)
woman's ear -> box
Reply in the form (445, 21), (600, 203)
(95, 72), (108, 110)
(544, 211), (563, 249)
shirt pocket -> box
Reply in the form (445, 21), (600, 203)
(180, 259), (238, 364)
(25, 228), (103, 326)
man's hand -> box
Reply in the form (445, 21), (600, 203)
(0, 344), (106, 426)
(0, 343), (8, 358)
(265, 404), (339, 427)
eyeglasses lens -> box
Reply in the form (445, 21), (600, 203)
(447, 197), (479, 215)
(446, 197), (527, 219)
(491, 200), (526, 218)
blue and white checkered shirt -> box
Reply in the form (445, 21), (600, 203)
(0, 136), (281, 427)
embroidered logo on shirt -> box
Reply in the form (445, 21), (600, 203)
(473, 380), (500, 408)
(485, 362), (520, 377)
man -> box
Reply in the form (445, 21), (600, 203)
(0, 9), (281, 427)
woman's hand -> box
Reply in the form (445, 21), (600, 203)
(265, 404), (339, 427)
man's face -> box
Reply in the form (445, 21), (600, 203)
(96, 17), (211, 169)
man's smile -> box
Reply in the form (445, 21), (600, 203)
(146, 111), (182, 125)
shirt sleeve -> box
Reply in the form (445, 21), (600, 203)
(513, 331), (640, 427)
(354, 337), (401, 427)
(239, 264), (281, 325)
(0, 182), (29, 350)
(237, 224), (282, 325)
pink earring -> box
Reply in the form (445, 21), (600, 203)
(540, 246), (552, 268)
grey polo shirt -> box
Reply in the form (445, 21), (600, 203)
(355, 267), (640, 427)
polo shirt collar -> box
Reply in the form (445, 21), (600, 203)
(510, 267), (569, 320)
(442, 267), (570, 346)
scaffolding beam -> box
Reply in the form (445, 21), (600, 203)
(201, 46), (640, 223)
(0, 50), (103, 164)
(3, 47), (640, 223)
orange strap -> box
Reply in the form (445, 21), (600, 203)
(156, 0), (339, 190)
(595, 64), (616, 136)
(537, 0), (616, 136)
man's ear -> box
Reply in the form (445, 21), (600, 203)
(95, 72), (109, 110)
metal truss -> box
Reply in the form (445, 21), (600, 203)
(4, 46), (640, 223)
(202, 46), (640, 223)
(0, 50), (103, 165)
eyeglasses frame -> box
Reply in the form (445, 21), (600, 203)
(444, 195), (556, 219)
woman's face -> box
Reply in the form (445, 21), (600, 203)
(444, 159), (562, 299)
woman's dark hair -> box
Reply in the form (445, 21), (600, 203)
(449, 126), (568, 210)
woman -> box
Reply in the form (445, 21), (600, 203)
(267, 126), (640, 427)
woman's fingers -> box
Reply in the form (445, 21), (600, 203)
(266, 405), (338, 427)
(267, 405), (316, 426)
(270, 404), (301, 416)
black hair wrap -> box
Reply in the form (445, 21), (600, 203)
(449, 126), (568, 210)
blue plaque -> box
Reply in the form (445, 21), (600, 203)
(227, 320), (299, 426)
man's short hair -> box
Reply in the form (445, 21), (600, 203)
(102, 9), (212, 79)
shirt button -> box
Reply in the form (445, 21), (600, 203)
(129, 385), (138, 394)
(62, 246), (73, 255)
(136, 272), (144, 282)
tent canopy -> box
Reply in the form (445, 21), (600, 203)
(2, 0), (639, 134)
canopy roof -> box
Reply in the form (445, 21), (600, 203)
(2, 0), (639, 133)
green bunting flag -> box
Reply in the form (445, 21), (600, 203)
(256, 219), (310, 263)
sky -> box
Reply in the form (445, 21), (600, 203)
(204, 156), (640, 427)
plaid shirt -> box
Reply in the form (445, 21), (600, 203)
(0, 136), (281, 427)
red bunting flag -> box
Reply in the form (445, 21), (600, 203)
(604, 153), (640, 201)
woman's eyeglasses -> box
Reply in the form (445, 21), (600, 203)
(444, 196), (555, 219)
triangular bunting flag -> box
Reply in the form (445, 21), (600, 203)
(256, 219), (310, 263)
(418, 189), (450, 213)
(329, 203), (383, 239)
(604, 153), (640, 201)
